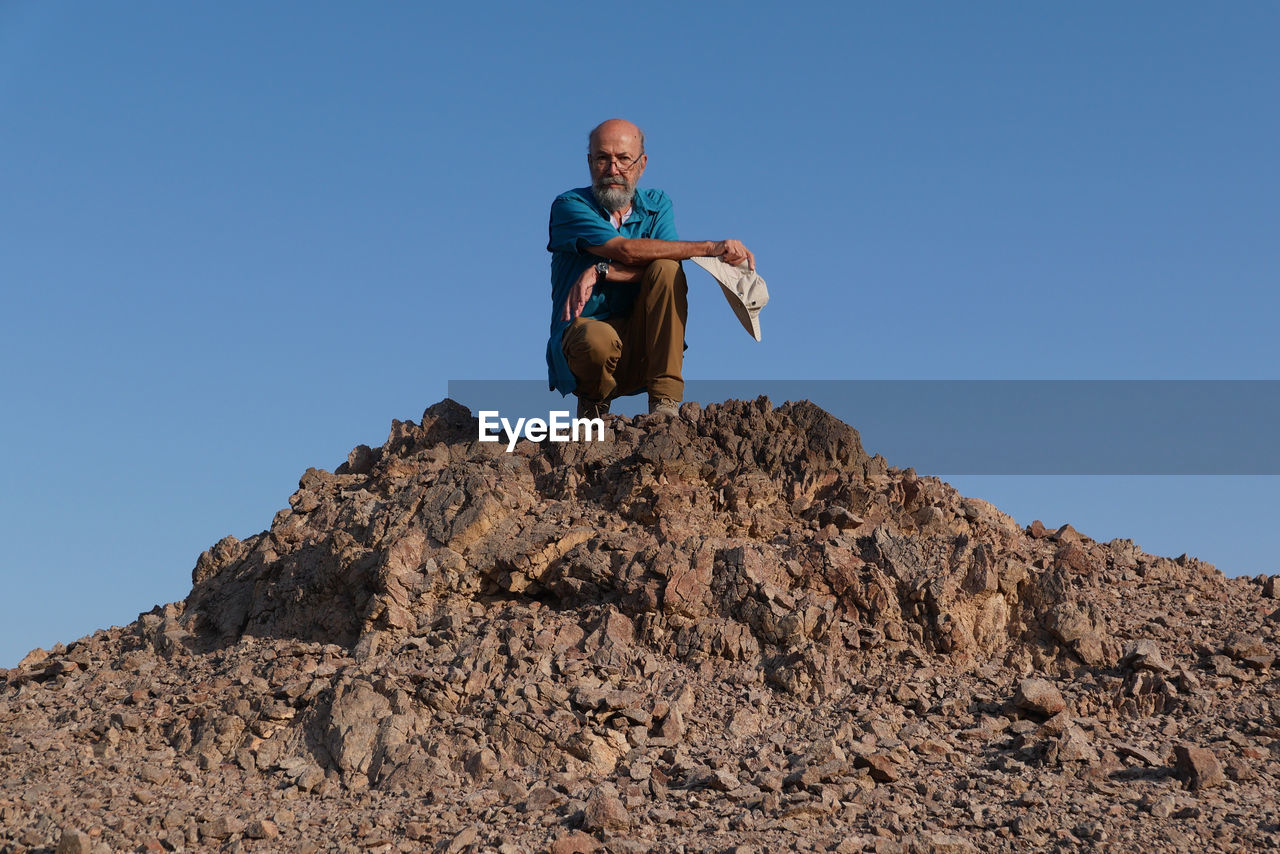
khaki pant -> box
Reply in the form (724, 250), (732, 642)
(562, 259), (688, 403)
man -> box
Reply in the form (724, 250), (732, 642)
(546, 118), (755, 418)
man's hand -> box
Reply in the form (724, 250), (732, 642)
(561, 264), (598, 322)
(712, 239), (755, 271)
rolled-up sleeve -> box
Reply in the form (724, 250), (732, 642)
(548, 194), (619, 255)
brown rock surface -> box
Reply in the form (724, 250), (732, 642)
(2, 398), (1279, 852)
(1175, 744), (1227, 791)
(1014, 677), (1066, 718)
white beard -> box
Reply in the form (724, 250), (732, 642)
(592, 182), (635, 213)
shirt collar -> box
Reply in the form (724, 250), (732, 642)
(629, 188), (654, 214)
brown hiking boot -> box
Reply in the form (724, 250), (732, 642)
(647, 396), (680, 418)
(576, 396), (611, 419)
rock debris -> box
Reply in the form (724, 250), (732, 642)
(2, 398), (1279, 852)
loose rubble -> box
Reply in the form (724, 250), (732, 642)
(2, 398), (1278, 852)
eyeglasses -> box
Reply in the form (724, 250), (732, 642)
(590, 153), (643, 172)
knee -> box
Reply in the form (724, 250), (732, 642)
(645, 259), (681, 280)
(644, 259), (687, 293)
(563, 318), (621, 366)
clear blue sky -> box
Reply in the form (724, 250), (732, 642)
(2, 2), (1277, 667)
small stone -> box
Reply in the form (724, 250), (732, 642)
(1015, 678), (1066, 717)
(1038, 711), (1073, 738)
(1115, 743), (1162, 766)
(915, 740), (950, 757)
(583, 787), (630, 833)
(1050, 523), (1081, 543)
(697, 768), (740, 791)
(655, 707), (684, 741)
(856, 753), (899, 783)
(296, 762), (325, 792)
(1055, 541), (1092, 573)
(1224, 632), (1268, 661)
(494, 778), (527, 801)
(604, 841), (651, 854)
(1148, 795), (1178, 819)
(914, 832), (978, 854)
(1122, 639), (1170, 673)
(138, 764), (171, 785)
(1225, 756), (1255, 781)
(1056, 726), (1098, 763)
(201, 815), (243, 840)
(1174, 745), (1225, 790)
(549, 831), (602, 854)
(439, 825), (479, 854)
(1262, 575), (1279, 599)
(56, 828), (92, 854)
(465, 747), (500, 779)
(754, 770), (784, 792)
(523, 786), (566, 812)
(245, 819), (278, 840)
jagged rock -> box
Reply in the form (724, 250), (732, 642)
(857, 752), (900, 783)
(1116, 743), (1162, 766)
(1045, 602), (1112, 666)
(323, 678), (392, 778)
(1054, 725), (1098, 764)
(1122, 639), (1170, 672)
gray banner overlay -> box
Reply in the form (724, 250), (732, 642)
(445, 380), (1280, 475)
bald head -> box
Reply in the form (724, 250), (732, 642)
(588, 118), (646, 155)
(586, 118), (648, 213)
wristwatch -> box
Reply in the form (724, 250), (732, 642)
(595, 260), (611, 281)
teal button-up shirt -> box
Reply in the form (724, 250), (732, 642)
(545, 186), (679, 395)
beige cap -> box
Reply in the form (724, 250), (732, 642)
(690, 256), (769, 341)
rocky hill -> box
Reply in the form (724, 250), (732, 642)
(2, 398), (1278, 854)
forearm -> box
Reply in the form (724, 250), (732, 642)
(589, 235), (754, 270)
(592, 238), (716, 266)
(599, 261), (648, 284)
